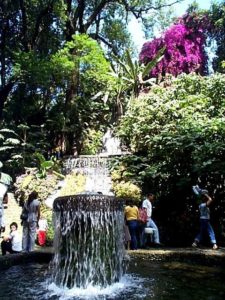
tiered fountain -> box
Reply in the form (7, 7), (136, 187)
(51, 135), (125, 290)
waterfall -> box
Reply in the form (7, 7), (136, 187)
(63, 155), (113, 195)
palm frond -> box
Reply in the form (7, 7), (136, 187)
(125, 50), (136, 79)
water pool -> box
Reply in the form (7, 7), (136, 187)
(0, 260), (224, 300)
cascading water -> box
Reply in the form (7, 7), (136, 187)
(63, 155), (113, 195)
(50, 156), (126, 291)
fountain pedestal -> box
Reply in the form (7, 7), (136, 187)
(51, 194), (125, 289)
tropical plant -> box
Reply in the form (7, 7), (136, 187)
(34, 152), (64, 179)
(81, 129), (104, 155)
(0, 128), (21, 171)
(112, 48), (165, 98)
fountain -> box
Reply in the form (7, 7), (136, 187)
(63, 156), (113, 195)
(1, 157), (225, 299)
(102, 128), (122, 155)
(51, 194), (125, 289)
(47, 154), (126, 292)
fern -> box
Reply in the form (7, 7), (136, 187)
(5, 138), (20, 145)
(0, 128), (16, 134)
(0, 146), (15, 151)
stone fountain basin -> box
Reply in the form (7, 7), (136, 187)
(0, 247), (225, 271)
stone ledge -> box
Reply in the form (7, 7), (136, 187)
(0, 251), (53, 271)
(128, 247), (225, 266)
(0, 247), (225, 271)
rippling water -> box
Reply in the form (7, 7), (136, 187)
(0, 260), (225, 300)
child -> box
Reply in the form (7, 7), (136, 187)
(192, 192), (218, 250)
(1, 222), (22, 255)
(37, 216), (48, 246)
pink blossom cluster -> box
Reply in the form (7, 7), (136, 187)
(139, 15), (208, 78)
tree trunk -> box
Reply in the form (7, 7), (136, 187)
(0, 82), (14, 120)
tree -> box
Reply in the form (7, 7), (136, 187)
(209, 1), (225, 73)
(0, 0), (183, 157)
(139, 12), (210, 78)
(0, 0), (63, 120)
(49, 34), (114, 153)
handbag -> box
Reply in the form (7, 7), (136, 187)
(138, 208), (148, 224)
(20, 206), (29, 221)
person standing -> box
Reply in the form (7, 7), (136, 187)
(192, 192), (218, 250)
(22, 191), (40, 252)
(0, 172), (12, 233)
(142, 193), (161, 246)
(124, 199), (139, 250)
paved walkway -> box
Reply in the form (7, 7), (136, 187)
(128, 247), (225, 265)
(3, 193), (22, 235)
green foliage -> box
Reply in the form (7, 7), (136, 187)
(110, 159), (142, 201)
(59, 173), (86, 196)
(0, 123), (52, 175)
(112, 181), (141, 202)
(209, 2), (225, 73)
(45, 211), (55, 246)
(116, 73), (225, 244)
(34, 152), (56, 178)
(15, 170), (60, 205)
(49, 34), (116, 153)
(0, 127), (22, 171)
(119, 73), (225, 163)
(52, 34), (112, 89)
(1, 0), (182, 155)
(112, 47), (165, 97)
(81, 129), (103, 155)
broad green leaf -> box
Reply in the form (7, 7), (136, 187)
(142, 46), (165, 78)
(41, 161), (54, 169)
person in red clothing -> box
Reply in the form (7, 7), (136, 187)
(37, 216), (48, 246)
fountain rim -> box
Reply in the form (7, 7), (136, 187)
(53, 193), (125, 211)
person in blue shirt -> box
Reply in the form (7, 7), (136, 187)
(192, 191), (218, 250)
